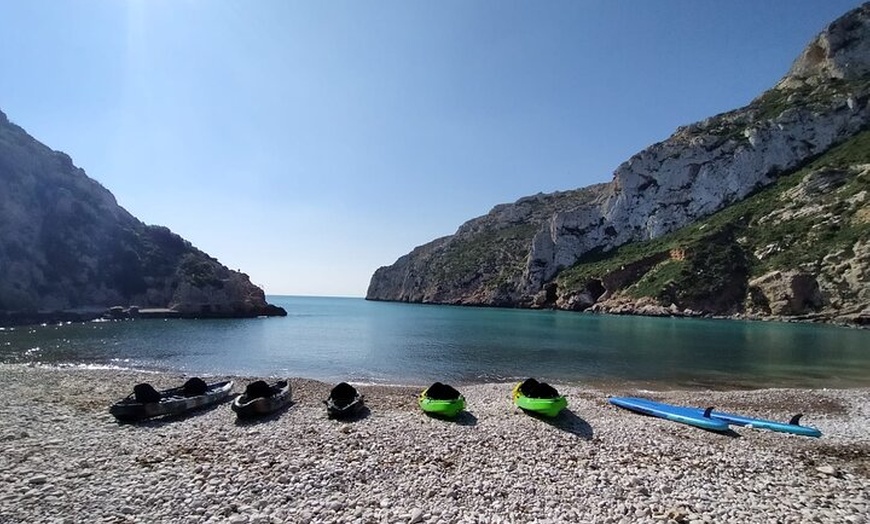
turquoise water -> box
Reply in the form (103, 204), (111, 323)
(1, 296), (868, 388)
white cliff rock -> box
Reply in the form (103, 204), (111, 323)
(524, 4), (870, 292)
(778, 3), (870, 89)
(747, 270), (824, 316)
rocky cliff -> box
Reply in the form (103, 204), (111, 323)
(0, 109), (285, 322)
(367, 3), (870, 325)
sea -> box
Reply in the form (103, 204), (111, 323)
(1, 295), (868, 389)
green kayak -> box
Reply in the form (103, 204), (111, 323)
(512, 380), (567, 418)
(419, 382), (465, 418)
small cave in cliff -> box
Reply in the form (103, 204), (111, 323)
(555, 279), (607, 311)
(804, 42), (827, 69)
(544, 283), (558, 304)
(585, 279), (607, 302)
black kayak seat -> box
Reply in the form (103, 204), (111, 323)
(245, 380), (273, 399)
(330, 382), (358, 408)
(534, 382), (560, 399)
(519, 378), (540, 397)
(519, 377), (560, 399)
(133, 383), (161, 404)
(426, 382), (461, 401)
(183, 377), (208, 397)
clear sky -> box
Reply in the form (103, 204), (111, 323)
(0, 1), (862, 297)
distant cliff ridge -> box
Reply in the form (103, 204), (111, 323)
(367, 3), (870, 325)
(0, 109), (285, 323)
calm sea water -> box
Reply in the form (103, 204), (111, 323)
(1, 296), (868, 388)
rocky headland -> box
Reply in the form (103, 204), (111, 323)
(367, 4), (870, 326)
(0, 110), (285, 325)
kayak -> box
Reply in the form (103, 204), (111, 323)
(324, 382), (365, 419)
(419, 382), (465, 418)
(608, 397), (730, 432)
(419, 395), (466, 417)
(512, 379), (567, 418)
(232, 379), (292, 418)
(110, 378), (233, 422)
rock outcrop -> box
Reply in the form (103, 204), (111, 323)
(746, 270), (825, 316)
(366, 185), (609, 305)
(0, 109), (286, 322)
(367, 3), (870, 325)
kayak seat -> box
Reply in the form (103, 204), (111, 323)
(183, 377), (208, 397)
(133, 383), (161, 404)
(330, 382), (358, 408)
(534, 382), (560, 399)
(519, 378), (540, 397)
(519, 378), (560, 399)
(426, 382), (461, 401)
(245, 380), (273, 399)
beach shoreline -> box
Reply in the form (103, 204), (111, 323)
(1, 364), (867, 523)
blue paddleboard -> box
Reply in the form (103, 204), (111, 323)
(609, 397), (730, 432)
(701, 410), (821, 437)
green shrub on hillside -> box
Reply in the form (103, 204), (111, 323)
(555, 130), (870, 309)
(432, 223), (538, 288)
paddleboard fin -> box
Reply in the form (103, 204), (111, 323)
(789, 413), (804, 426)
(703, 406), (714, 418)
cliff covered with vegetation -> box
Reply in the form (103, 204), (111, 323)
(368, 4), (870, 325)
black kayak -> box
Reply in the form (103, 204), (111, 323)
(324, 382), (365, 419)
(110, 378), (234, 422)
(232, 379), (293, 418)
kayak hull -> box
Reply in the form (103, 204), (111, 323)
(419, 394), (465, 418)
(325, 396), (365, 419)
(110, 380), (234, 422)
(232, 380), (292, 418)
(512, 383), (567, 418)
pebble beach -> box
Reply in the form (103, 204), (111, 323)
(1, 364), (868, 524)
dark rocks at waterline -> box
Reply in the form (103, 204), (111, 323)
(0, 303), (287, 327)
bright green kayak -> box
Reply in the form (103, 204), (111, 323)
(419, 385), (465, 418)
(513, 382), (567, 418)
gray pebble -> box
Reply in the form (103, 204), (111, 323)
(0, 366), (866, 524)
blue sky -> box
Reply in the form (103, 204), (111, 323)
(0, 1), (862, 296)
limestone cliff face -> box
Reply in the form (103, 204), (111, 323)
(0, 109), (285, 319)
(367, 186), (608, 305)
(526, 3), (870, 294)
(777, 4), (870, 90)
(367, 3), (870, 324)
(580, 157), (869, 325)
